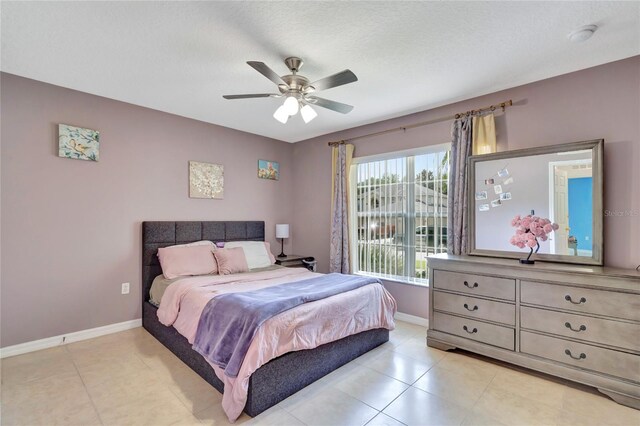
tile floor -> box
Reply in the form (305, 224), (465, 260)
(1, 321), (639, 426)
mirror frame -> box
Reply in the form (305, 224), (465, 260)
(467, 139), (604, 266)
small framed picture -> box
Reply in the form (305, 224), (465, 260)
(497, 167), (509, 178)
(494, 184), (503, 194)
(475, 191), (488, 200)
(499, 192), (512, 201)
(491, 199), (502, 208)
(479, 204), (490, 212)
(503, 177), (514, 185)
(484, 178), (494, 185)
(58, 124), (99, 161)
(258, 159), (279, 181)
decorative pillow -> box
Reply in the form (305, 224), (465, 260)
(225, 241), (273, 269)
(214, 247), (249, 275)
(157, 245), (218, 279)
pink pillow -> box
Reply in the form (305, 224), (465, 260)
(214, 247), (249, 275)
(158, 245), (217, 279)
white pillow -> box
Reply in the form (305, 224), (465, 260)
(225, 241), (272, 269)
(166, 240), (214, 249)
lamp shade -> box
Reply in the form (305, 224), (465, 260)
(275, 224), (290, 239)
(300, 104), (318, 123)
(283, 96), (299, 116)
(273, 105), (289, 124)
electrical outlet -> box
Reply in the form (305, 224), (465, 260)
(121, 282), (130, 295)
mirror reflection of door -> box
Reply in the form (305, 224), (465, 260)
(552, 167), (570, 254)
(549, 159), (593, 256)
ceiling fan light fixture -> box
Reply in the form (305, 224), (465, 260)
(301, 104), (318, 123)
(273, 105), (289, 124)
(224, 58), (358, 123)
(283, 96), (299, 116)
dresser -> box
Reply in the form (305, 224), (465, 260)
(427, 254), (640, 410)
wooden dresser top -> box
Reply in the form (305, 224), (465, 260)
(427, 254), (640, 281)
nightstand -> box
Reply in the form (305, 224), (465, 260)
(275, 255), (314, 269)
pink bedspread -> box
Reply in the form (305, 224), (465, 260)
(157, 268), (397, 422)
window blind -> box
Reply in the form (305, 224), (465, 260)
(351, 145), (450, 284)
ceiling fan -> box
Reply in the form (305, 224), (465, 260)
(223, 57), (357, 124)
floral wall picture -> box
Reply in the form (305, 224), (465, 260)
(189, 161), (224, 199)
(58, 124), (99, 161)
(258, 159), (279, 181)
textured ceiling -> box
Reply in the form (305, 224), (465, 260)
(2, 1), (639, 142)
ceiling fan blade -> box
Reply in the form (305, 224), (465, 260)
(247, 61), (287, 87)
(305, 96), (354, 114)
(223, 94), (279, 99)
(308, 70), (357, 92)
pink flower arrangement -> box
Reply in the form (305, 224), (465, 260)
(509, 214), (559, 250)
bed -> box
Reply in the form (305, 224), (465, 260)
(142, 221), (392, 419)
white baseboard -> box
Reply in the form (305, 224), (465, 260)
(395, 312), (429, 327)
(0, 319), (142, 359)
(2, 313), (425, 358)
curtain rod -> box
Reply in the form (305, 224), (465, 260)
(327, 99), (513, 146)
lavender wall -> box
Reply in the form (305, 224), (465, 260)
(2, 56), (638, 344)
(292, 56), (640, 319)
(0, 73), (294, 347)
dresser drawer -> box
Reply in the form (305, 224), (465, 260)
(433, 312), (514, 350)
(521, 281), (640, 322)
(520, 331), (640, 383)
(433, 291), (515, 326)
(521, 307), (640, 352)
(433, 270), (515, 301)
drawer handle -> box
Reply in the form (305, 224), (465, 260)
(463, 281), (479, 289)
(463, 303), (479, 312)
(564, 322), (587, 332)
(564, 349), (587, 360)
(564, 295), (587, 305)
(462, 325), (478, 334)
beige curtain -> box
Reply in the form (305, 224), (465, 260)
(472, 113), (496, 155)
(447, 117), (473, 255)
(330, 143), (354, 273)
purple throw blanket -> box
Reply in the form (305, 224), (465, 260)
(192, 273), (380, 378)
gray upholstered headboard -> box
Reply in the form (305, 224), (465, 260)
(141, 221), (265, 302)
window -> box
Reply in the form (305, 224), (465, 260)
(350, 144), (450, 285)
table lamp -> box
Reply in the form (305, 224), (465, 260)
(275, 224), (289, 258)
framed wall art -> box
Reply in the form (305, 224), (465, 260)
(189, 161), (224, 199)
(58, 124), (99, 161)
(258, 159), (279, 181)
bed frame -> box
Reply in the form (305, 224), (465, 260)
(142, 221), (389, 417)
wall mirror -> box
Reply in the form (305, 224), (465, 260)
(468, 139), (603, 265)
